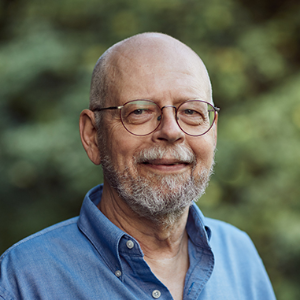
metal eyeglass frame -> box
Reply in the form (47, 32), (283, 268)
(92, 99), (220, 136)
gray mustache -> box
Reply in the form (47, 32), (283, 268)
(135, 145), (196, 164)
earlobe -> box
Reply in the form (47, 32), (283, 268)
(79, 109), (101, 165)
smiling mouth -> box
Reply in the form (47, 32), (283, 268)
(143, 161), (187, 165)
(141, 159), (190, 168)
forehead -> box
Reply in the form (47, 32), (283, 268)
(105, 37), (212, 105)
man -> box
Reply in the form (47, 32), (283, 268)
(0, 33), (276, 299)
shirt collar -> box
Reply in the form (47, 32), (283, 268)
(187, 203), (212, 247)
(77, 184), (212, 271)
(77, 184), (126, 273)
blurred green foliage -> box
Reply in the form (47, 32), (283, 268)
(0, 0), (299, 299)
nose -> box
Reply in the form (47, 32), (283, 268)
(152, 106), (185, 143)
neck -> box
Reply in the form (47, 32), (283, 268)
(98, 182), (190, 258)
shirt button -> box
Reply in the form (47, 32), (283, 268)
(115, 270), (122, 277)
(152, 290), (161, 299)
(126, 240), (134, 249)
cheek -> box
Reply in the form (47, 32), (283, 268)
(190, 136), (215, 168)
(107, 130), (145, 169)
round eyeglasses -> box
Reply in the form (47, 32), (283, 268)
(92, 99), (220, 136)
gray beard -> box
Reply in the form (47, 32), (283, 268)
(101, 144), (214, 226)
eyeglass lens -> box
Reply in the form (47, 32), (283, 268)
(121, 100), (216, 136)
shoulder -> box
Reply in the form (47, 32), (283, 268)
(190, 204), (253, 250)
(205, 217), (258, 256)
(0, 217), (82, 299)
(205, 217), (251, 242)
(204, 217), (268, 281)
(205, 216), (245, 235)
(1, 217), (80, 266)
(203, 218), (276, 299)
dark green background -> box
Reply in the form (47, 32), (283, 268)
(1, 0), (300, 299)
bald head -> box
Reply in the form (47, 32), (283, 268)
(89, 33), (213, 111)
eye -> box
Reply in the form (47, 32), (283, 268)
(122, 101), (159, 126)
(181, 108), (202, 117)
(132, 109), (146, 115)
(183, 109), (196, 115)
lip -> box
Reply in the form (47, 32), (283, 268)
(141, 159), (190, 172)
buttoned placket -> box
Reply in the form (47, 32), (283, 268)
(118, 236), (173, 299)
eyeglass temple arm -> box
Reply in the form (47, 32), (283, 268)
(92, 106), (123, 112)
(208, 107), (220, 112)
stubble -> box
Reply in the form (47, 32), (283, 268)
(100, 143), (214, 227)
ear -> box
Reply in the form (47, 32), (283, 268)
(79, 109), (101, 165)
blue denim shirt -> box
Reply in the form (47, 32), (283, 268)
(0, 184), (276, 299)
